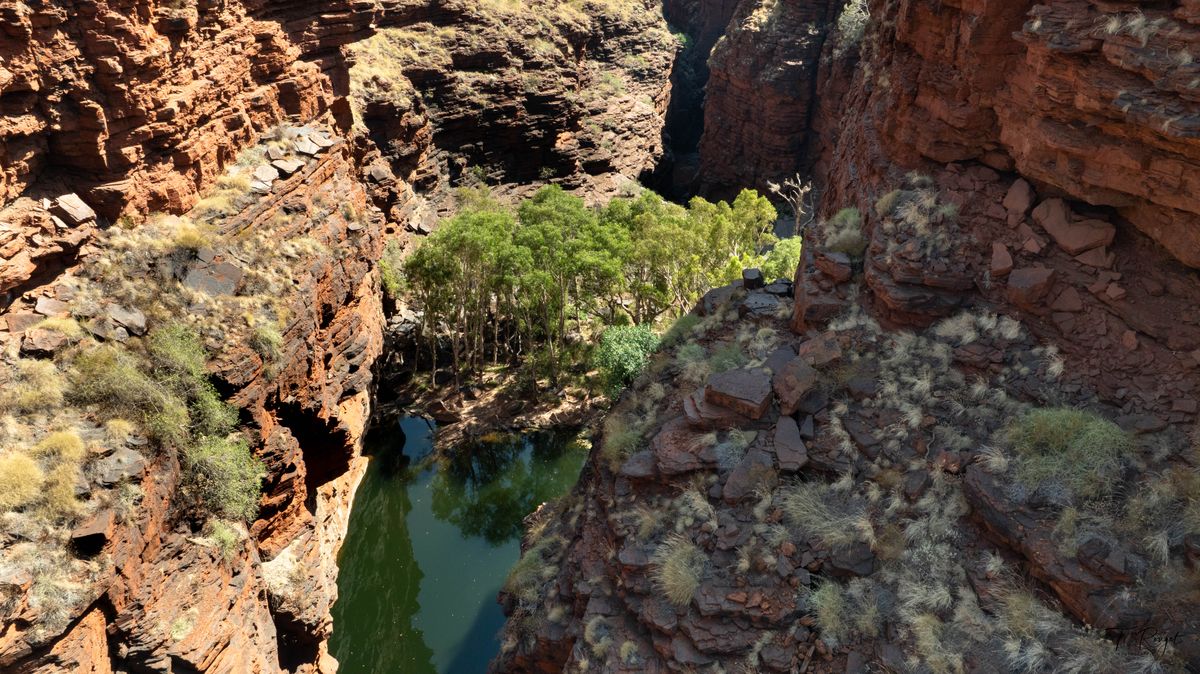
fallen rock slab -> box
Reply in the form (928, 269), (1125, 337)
(704, 367), (773, 419)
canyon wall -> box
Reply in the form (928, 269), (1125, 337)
(816, 0), (1200, 268)
(0, 0), (674, 671)
(494, 0), (1200, 671)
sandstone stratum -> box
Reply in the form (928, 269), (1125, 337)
(0, 0), (1198, 672)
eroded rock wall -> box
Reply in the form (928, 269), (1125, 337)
(696, 0), (844, 196)
(817, 0), (1200, 268)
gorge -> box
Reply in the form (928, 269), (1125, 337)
(0, 0), (1198, 673)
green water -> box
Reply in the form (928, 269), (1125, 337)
(330, 417), (587, 674)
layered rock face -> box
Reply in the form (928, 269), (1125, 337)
(817, 0), (1200, 268)
(345, 0), (676, 227)
(0, 1), (674, 672)
(695, 0), (843, 196)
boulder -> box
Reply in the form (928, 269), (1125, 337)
(272, 159), (306, 176)
(826, 540), (876, 577)
(990, 242), (1013, 278)
(34, 295), (70, 316)
(70, 509), (116, 556)
(1033, 199), (1115, 255)
(21, 327), (69, 356)
(652, 416), (718, 474)
(814, 251), (853, 283)
(1003, 178), (1035, 216)
(184, 260), (244, 296)
(773, 357), (818, 416)
(772, 416), (809, 472)
(52, 193), (97, 226)
(294, 137), (320, 156)
(684, 389), (750, 430)
(1006, 266), (1055, 309)
(704, 367), (773, 419)
(795, 331), (841, 366)
(106, 304), (147, 335)
(252, 164), (279, 184)
(739, 292), (781, 318)
(93, 447), (146, 486)
(742, 268), (764, 290)
(723, 448), (775, 504)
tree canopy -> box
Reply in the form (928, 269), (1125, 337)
(401, 185), (794, 385)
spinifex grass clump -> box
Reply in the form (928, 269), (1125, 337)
(1007, 408), (1130, 500)
(650, 533), (707, 606)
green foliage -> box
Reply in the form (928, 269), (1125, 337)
(379, 239), (405, 299)
(185, 435), (265, 521)
(190, 384), (239, 438)
(824, 208), (867, 257)
(592, 325), (659, 396)
(659, 313), (701, 348)
(69, 344), (190, 447)
(250, 324), (284, 366)
(401, 185), (778, 384)
(761, 236), (804, 281)
(207, 520), (241, 562)
(810, 580), (848, 645)
(1007, 408), (1130, 500)
(1, 359), (65, 413)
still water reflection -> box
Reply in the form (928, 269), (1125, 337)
(330, 417), (587, 673)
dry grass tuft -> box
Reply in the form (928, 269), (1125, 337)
(651, 534), (706, 606)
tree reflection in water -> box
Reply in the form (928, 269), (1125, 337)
(431, 428), (586, 545)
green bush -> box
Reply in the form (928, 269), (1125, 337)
(762, 236), (804, 281)
(207, 520), (241, 562)
(659, 313), (700, 348)
(379, 239), (405, 299)
(825, 207), (867, 257)
(190, 384), (239, 438)
(592, 325), (659, 396)
(1007, 408), (1130, 500)
(185, 435), (265, 521)
(69, 344), (189, 447)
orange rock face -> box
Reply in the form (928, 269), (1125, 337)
(821, 0), (1200, 268)
(0, 0), (343, 219)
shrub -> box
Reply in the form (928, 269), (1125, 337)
(379, 239), (405, 299)
(824, 208), (867, 257)
(709, 342), (747, 372)
(41, 463), (82, 521)
(33, 317), (84, 339)
(834, 0), (869, 55)
(779, 481), (870, 550)
(0, 453), (45, 511)
(1, 359), (65, 413)
(650, 534), (706, 606)
(147, 323), (208, 383)
(29, 431), (86, 463)
(1007, 408), (1130, 500)
(190, 384), (238, 438)
(659, 314), (700, 348)
(600, 412), (652, 469)
(809, 580), (847, 645)
(592, 325), (659, 396)
(207, 519), (241, 562)
(249, 324), (284, 365)
(104, 419), (135, 444)
(69, 344), (189, 446)
(762, 236), (804, 281)
(185, 435), (265, 521)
